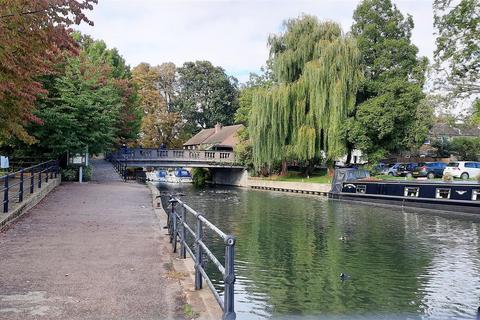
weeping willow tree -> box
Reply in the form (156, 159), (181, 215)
(249, 16), (362, 173)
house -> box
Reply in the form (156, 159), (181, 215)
(183, 123), (244, 151)
(419, 123), (480, 157)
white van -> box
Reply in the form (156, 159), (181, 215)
(443, 161), (480, 180)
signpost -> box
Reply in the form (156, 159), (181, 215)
(68, 151), (89, 183)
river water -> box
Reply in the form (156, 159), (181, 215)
(156, 183), (480, 320)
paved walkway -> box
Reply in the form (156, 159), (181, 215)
(0, 160), (184, 320)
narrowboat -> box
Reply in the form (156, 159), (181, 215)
(329, 168), (480, 214)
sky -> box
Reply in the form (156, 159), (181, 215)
(77, 0), (436, 83)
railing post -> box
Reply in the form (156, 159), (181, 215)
(223, 235), (236, 320)
(55, 161), (58, 178)
(38, 164), (42, 189)
(3, 174), (9, 213)
(19, 169), (24, 203)
(45, 163), (49, 183)
(30, 167), (34, 193)
(195, 216), (203, 290)
(172, 203), (178, 253)
(180, 205), (187, 259)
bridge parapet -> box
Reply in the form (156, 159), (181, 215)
(110, 148), (237, 166)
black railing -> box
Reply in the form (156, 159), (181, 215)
(111, 158), (127, 180)
(167, 196), (236, 320)
(1, 160), (59, 213)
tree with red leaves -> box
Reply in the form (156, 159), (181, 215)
(0, 0), (97, 144)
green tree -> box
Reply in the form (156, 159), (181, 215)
(433, 0), (480, 98)
(249, 16), (362, 173)
(19, 36), (139, 157)
(450, 136), (480, 161)
(0, 0), (96, 145)
(347, 0), (430, 162)
(176, 61), (239, 134)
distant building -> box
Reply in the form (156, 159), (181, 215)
(420, 123), (480, 157)
(183, 123), (244, 151)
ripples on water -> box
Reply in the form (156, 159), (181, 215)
(157, 183), (480, 320)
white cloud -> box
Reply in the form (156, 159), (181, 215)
(77, 0), (435, 83)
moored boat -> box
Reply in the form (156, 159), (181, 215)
(329, 168), (480, 214)
(165, 168), (193, 184)
(146, 169), (167, 182)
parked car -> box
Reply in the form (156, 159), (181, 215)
(443, 161), (480, 180)
(412, 162), (447, 179)
(384, 163), (401, 176)
(395, 162), (418, 177)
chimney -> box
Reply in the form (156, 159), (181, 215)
(215, 123), (222, 134)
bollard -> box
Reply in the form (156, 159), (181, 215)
(195, 216), (203, 290)
(19, 169), (24, 203)
(3, 175), (9, 213)
(180, 205), (187, 259)
(223, 235), (236, 320)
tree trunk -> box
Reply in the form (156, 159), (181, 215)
(280, 160), (288, 176)
(345, 143), (353, 165)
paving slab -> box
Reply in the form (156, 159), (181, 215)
(0, 160), (185, 320)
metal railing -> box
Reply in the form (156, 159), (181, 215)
(166, 195), (236, 320)
(1, 160), (59, 213)
(110, 148), (235, 163)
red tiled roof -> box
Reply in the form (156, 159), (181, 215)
(183, 124), (244, 147)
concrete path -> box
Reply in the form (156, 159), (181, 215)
(0, 160), (185, 320)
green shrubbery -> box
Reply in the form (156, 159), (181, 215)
(191, 168), (209, 188)
(61, 165), (93, 182)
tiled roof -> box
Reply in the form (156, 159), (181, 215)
(183, 128), (215, 146)
(183, 124), (244, 147)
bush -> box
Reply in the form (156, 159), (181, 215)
(191, 168), (209, 188)
(61, 165), (93, 181)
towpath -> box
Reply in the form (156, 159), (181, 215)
(0, 160), (184, 319)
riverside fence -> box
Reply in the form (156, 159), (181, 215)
(166, 195), (236, 320)
(1, 160), (59, 213)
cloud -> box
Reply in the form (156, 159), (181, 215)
(77, 0), (435, 83)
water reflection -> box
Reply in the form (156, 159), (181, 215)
(157, 183), (480, 319)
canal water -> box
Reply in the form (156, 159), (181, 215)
(156, 183), (480, 319)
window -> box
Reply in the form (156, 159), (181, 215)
(465, 162), (476, 168)
(473, 190), (480, 201)
(436, 188), (451, 199)
(356, 185), (366, 194)
(447, 162), (459, 167)
(404, 187), (419, 197)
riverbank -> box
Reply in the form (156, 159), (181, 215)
(0, 160), (186, 319)
(247, 177), (331, 195)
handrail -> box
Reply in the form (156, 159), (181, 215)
(166, 196), (236, 320)
(1, 160), (59, 213)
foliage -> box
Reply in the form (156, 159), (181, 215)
(347, 0), (429, 162)
(433, 0), (480, 98)
(234, 127), (253, 170)
(132, 63), (182, 148)
(191, 167), (209, 188)
(176, 61), (239, 135)
(467, 99), (480, 125)
(249, 16), (362, 171)
(450, 136), (480, 160)
(431, 138), (452, 158)
(0, 0), (96, 145)
(22, 35), (138, 157)
(61, 165), (92, 182)
(235, 70), (273, 125)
